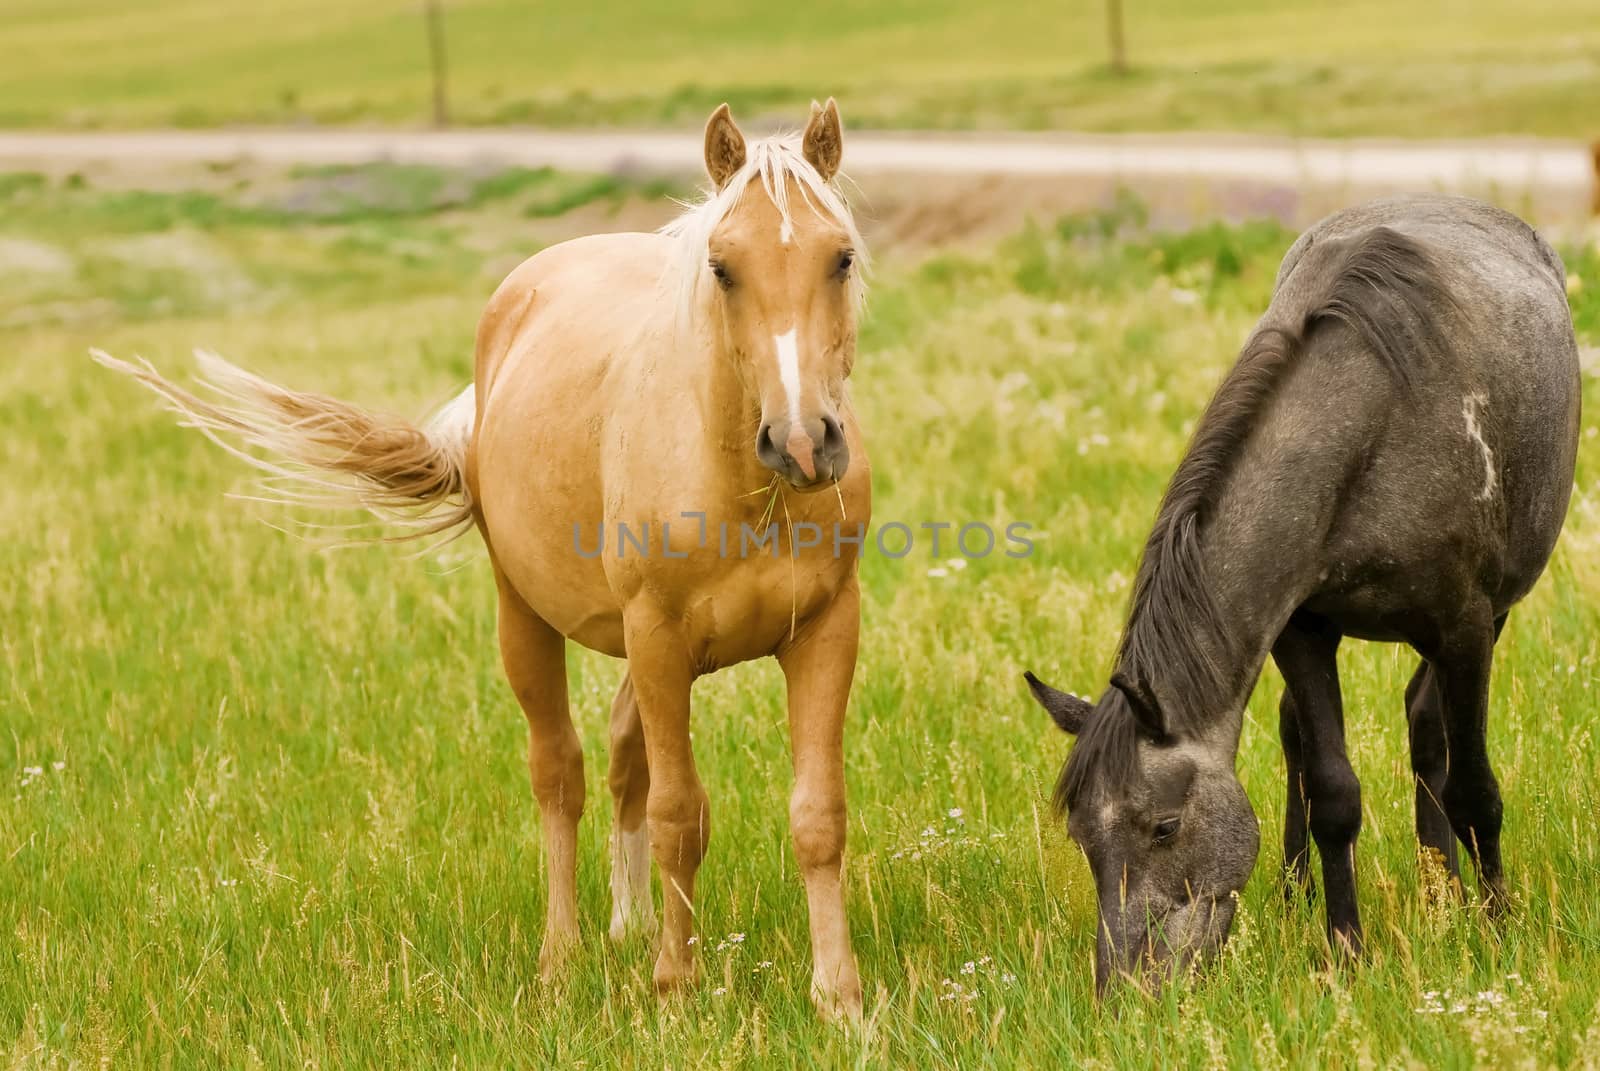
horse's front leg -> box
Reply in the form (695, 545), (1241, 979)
(621, 602), (708, 994)
(777, 576), (864, 1022)
(1272, 615), (1363, 958)
(1278, 689), (1313, 901)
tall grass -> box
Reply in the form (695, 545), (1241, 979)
(3, 175), (1599, 1067)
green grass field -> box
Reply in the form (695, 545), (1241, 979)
(4, 169), (1600, 1067)
(2, 0), (1599, 137)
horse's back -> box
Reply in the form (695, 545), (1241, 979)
(1278, 194), (1563, 287)
(1270, 195), (1580, 622)
(474, 231), (673, 392)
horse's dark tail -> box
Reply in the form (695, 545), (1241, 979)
(92, 348), (476, 545)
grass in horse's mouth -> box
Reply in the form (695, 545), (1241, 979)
(740, 474), (795, 639)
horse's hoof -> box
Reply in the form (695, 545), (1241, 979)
(652, 952), (700, 995)
(539, 931), (580, 981)
(1416, 848), (1464, 906)
(810, 959), (864, 1024)
(1482, 882), (1513, 921)
(1279, 874), (1315, 908)
(812, 981), (864, 1025)
(609, 908), (659, 944)
(1419, 877), (1466, 908)
(1329, 924), (1365, 963)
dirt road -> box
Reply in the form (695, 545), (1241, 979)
(0, 128), (1592, 232)
(0, 128), (1589, 188)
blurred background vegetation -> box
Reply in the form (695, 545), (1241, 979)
(3, 0), (1598, 136)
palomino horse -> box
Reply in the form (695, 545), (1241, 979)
(1026, 194), (1579, 992)
(95, 100), (872, 1018)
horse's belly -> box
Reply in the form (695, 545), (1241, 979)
(1295, 593), (1417, 644)
(481, 497), (627, 655)
(474, 392), (628, 656)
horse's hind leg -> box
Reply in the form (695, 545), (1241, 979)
(1272, 615), (1364, 957)
(1278, 690), (1313, 901)
(1433, 611), (1509, 913)
(497, 580), (585, 975)
(607, 673), (656, 941)
(1404, 661), (1462, 888)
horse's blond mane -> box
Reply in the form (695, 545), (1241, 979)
(660, 135), (869, 326)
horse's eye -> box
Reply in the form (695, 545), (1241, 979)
(835, 251), (854, 279)
(710, 261), (733, 289)
(1154, 816), (1181, 844)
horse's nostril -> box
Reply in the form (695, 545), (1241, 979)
(755, 424), (786, 469)
(820, 415), (844, 453)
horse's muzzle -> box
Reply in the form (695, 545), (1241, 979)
(756, 414), (849, 489)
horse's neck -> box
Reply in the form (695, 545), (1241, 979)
(1132, 492), (1332, 762)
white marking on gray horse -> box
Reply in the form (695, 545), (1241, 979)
(1462, 392), (1497, 501)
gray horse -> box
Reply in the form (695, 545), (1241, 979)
(1026, 194), (1580, 993)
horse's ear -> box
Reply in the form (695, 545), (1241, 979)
(1110, 671), (1165, 739)
(704, 103), (747, 189)
(1025, 671), (1091, 735)
(802, 97), (843, 181)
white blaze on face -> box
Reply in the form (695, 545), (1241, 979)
(774, 328), (803, 425)
(779, 215), (794, 245)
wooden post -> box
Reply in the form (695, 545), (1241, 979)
(1106, 0), (1128, 75)
(1591, 139), (1600, 217)
(424, 0), (449, 128)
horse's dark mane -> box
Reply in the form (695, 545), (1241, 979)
(1055, 226), (1455, 812)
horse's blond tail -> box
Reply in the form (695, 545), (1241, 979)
(91, 348), (476, 546)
